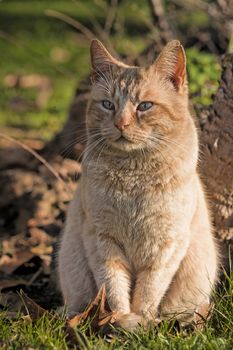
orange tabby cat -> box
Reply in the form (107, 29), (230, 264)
(58, 39), (218, 330)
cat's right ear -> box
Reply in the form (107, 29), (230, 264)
(153, 40), (187, 93)
(90, 39), (118, 74)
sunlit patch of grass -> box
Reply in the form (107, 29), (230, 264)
(0, 312), (69, 350)
(0, 270), (232, 349)
(0, 30), (90, 139)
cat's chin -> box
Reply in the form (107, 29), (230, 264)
(109, 137), (142, 152)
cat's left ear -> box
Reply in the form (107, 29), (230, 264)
(154, 40), (187, 92)
(90, 39), (119, 73)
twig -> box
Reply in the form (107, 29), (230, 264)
(47, 6), (119, 58)
(71, 0), (105, 39)
(149, 0), (173, 45)
(0, 132), (72, 195)
(27, 267), (43, 287)
(104, 0), (118, 35)
(45, 9), (95, 41)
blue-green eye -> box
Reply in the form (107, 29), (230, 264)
(102, 100), (115, 110)
(137, 101), (153, 112)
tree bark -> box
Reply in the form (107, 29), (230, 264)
(200, 53), (233, 268)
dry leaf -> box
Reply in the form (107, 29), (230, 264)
(30, 243), (53, 256)
(0, 291), (25, 318)
(29, 227), (55, 245)
(19, 290), (47, 320)
(0, 251), (34, 274)
(68, 285), (117, 334)
(0, 278), (28, 290)
(22, 314), (32, 324)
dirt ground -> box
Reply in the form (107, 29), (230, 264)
(0, 127), (81, 310)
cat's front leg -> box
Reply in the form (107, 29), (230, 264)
(131, 235), (189, 321)
(98, 253), (147, 330)
(96, 236), (132, 315)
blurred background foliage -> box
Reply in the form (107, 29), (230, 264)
(0, 0), (231, 139)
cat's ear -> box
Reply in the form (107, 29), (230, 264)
(90, 39), (119, 73)
(154, 40), (187, 92)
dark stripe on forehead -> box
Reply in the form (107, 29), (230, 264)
(119, 67), (141, 84)
(115, 67), (142, 102)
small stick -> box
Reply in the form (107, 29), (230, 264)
(45, 9), (95, 41)
(0, 132), (72, 195)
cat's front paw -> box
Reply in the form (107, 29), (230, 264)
(114, 312), (147, 331)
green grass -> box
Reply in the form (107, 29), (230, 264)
(0, 271), (233, 349)
(0, 30), (87, 138)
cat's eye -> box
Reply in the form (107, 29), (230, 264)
(137, 101), (153, 112)
(102, 100), (115, 111)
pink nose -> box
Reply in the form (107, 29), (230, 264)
(114, 117), (130, 131)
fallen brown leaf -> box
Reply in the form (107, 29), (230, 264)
(0, 292), (23, 311)
(21, 314), (32, 324)
(68, 285), (117, 334)
(0, 278), (28, 290)
(19, 290), (47, 320)
(0, 251), (34, 274)
(30, 243), (53, 256)
(29, 227), (55, 245)
(0, 291), (26, 319)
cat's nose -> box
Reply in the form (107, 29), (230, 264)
(114, 117), (130, 131)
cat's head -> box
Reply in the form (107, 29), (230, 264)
(87, 39), (192, 154)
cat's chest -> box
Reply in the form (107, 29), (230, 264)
(100, 165), (163, 197)
(91, 172), (171, 265)
(88, 165), (168, 226)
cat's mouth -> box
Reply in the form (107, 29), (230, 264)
(109, 134), (140, 151)
(117, 135), (129, 142)
(116, 134), (133, 143)
(105, 131), (142, 151)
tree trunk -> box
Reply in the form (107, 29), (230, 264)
(200, 53), (233, 268)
